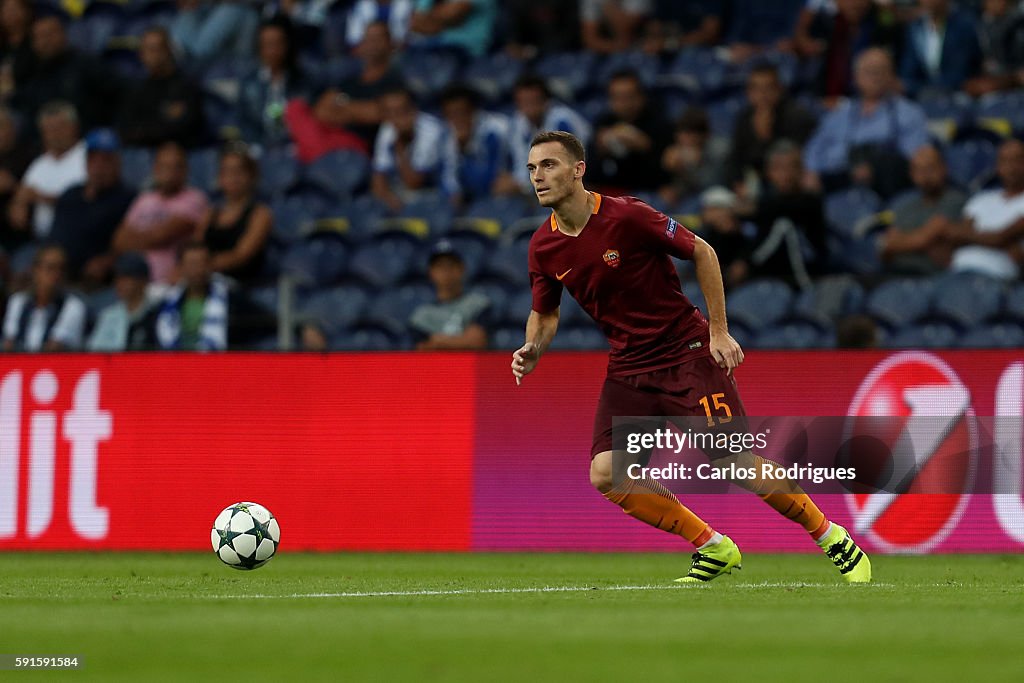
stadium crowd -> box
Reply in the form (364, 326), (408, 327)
(2, 0), (1024, 351)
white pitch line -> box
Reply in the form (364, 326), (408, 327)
(209, 581), (888, 600)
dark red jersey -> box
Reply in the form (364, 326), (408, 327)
(529, 192), (710, 377)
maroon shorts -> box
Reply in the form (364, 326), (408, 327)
(591, 355), (748, 459)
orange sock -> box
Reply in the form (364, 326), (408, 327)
(718, 454), (829, 538)
(602, 478), (713, 546)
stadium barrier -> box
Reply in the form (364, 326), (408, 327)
(0, 351), (1022, 553)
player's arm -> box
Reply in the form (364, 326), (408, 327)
(512, 307), (559, 385)
(693, 236), (744, 375)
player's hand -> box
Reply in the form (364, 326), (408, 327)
(709, 329), (744, 376)
(511, 342), (540, 386)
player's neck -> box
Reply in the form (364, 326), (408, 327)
(553, 189), (595, 236)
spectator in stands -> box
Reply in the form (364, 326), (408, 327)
(439, 84), (508, 203)
(87, 252), (157, 351)
(879, 144), (965, 276)
(496, 75), (591, 196)
(0, 106), (31, 260)
(835, 314), (878, 348)
(117, 27), (205, 149)
(113, 142), (209, 286)
(346, 0), (414, 47)
(49, 129), (136, 286)
(410, 239), (489, 350)
(11, 12), (117, 131)
(793, 0), (901, 100)
(643, 0), (725, 52)
(409, 0), (498, 59)
(965, 0), (1024, 96)
(588, 69), (672, 195)
(286, 20), (402, 162)
(371, 86), (459, 211)
(238, 16), (313, 148)
(725, 63), (817, 191)
(659, 106), (728, 204)
(8, 101), (86, 241)
(947, 138), (1024, 280)
(154, 240), (230, 351)
(266, 0), (333, 31)
(299, 320), (329, 351)
(579, 0), (654, 54)
(804, 48), (929, 199)
(0, 0), (35, 101)
(724, 0), (805, 63)
(746, 140), (826, 288)
(503, 0), (580, 58)
(899, 0), (981, 97)
(170, 0), (260, 69)
(1, 243), (85, 351)
(697, 187), (755, 289)
(197, 143), (272, 284)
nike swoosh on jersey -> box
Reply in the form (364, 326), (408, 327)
(556, 269), (573, 280)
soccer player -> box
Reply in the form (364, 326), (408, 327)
(511, 131), (871, 583)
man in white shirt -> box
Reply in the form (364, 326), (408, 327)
(949, 138), (1024, 280)
(370, 86), (459, 211)
(2, 243), (85, 351)
(7, 101), (87, 239)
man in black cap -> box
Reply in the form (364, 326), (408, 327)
(49, 128), (136, 286)
(87, 252), (157, 351)
(409, 239), (490, 350)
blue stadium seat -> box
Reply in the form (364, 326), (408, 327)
(930, 272), (1004, 328)
(596, 51), (660, 88)
(549, 327), (609, 351)
(727, 279), (794, 329)
(468, 282), (510, 324)
(299, 285), (369, 334)
(865, 277), (935, 328)
(753, 322), (828, 349)
(364, 283), (435, 327)
(399, 195), (456, 235)
(505, 288), (534, 326)
(188, 147), (220, 193)
(281, 236), (349, 287)
(888, 323), (958, 349)
(681, 280), (707, 317)
(706, 95), (746, 137)
(534, 52), (598, 99)
(918, 92), (975, 128)
(347, 235), (418, 288)
(827, 234), (882, 276)
(958, 323), (1024, 348)
(975, 90), (1024, 133)
(83, 287), (117, 325)
(398, 48), (463, 99)
(792, 275), (866, 326)
(458, 196), (531, 236)
(463, 52), (525, 103)
(484, 240), (530, 287)
(945, 139), (997, 189)
(270, 196), (315, 243)
(247, 285), (278, 314)
(120, 147), (153, 190)
(259, 146), (301, 198)
(332, 327), (398, 351)
(320, 3), (350, 59)
(492, 327), (526, 350)
(557, 291), (590, 327)
(302, 150), (369, 198)
(1004, 282), (1024, 321)
(825, 187), (883, 237)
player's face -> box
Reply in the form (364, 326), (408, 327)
(527, 142), (581, 207)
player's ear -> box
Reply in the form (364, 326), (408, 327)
(574, 160), (586, 179)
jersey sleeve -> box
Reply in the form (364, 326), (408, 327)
(528, 237), (562, 314)
(627, 197), (697, 260)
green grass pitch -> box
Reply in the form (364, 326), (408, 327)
(1, 552), (1022, 682)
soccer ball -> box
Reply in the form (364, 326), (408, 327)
(211, 502), (280, 570)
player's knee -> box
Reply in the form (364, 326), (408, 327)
(590, 452), (615, 493)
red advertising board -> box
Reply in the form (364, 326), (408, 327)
(1, 351), (1022, 553)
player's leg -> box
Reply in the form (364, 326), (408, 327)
(591, 375), (741, 582)
(664, 357), (871, 583)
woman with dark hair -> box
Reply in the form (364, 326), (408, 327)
(237, 16), (312, 147)
(196, 143), (273, 284)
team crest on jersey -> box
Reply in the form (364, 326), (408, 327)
(603, 249), (621, 268)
